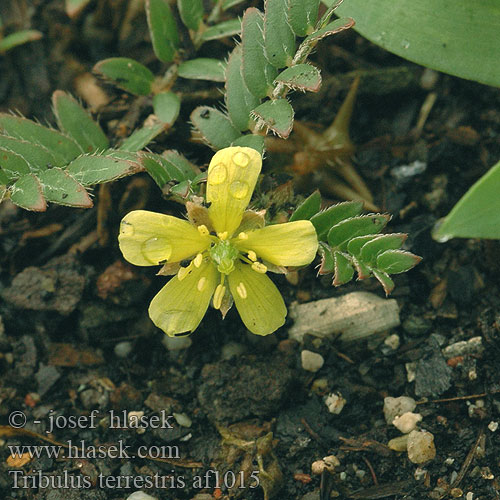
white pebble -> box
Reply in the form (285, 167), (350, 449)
(114, 341), (133, 358)
(383, 396), (417, 424)
(407, 430), (436, 464)
(173, 412), (192, 428)
(414, 467), (427, 481)
(301, 350), (325, 372)
(488, 421), (498, 432)
(405, 362), (417, 382)
(384, 333), (400, 350)
(466, 492), (474, 500)
(325, 393), (346, 414)
(392, 412), (422, 433)
(127, 492), (158, 500)
(162, 335), (192, 351)
(388, 435), (409, 452)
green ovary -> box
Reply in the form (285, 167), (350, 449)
(209, 239), (239, 274)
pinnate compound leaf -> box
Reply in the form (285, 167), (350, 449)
(0, 30), (42, 53)
(38, 168), (93, 208)
(376, 249), (421, 274)
(52, 91), (109, 153)
(177, 0), (204, 30)
(287, 0), (320, 36)
(177, 58), (226, 82)
(310, 200), (363, 240)
(360, 233), (407, 265)
(232, 135), (265, 154)
(0, 148), (31, 179)
(289, 190), (321, 221)
(10, 174), (46, 211)
(0, 114), (82, 163)
(346, 234), (377, 259)
(241, 8), (277, 98)
(0, 136), (57, 172)
(191, 107), (241, 150)
(94, 58), (154, 96)
(119, 119), (166, 152)
(251, 99), (294, 139)
(146, 0), (179, 62)
(201, 19), (241, 41)
(264, 0), (296, 68)
(225, 47), (260, 132)
(275, 64), (322, 92)
(333, 251), (354, 286)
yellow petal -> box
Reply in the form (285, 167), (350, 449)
(206, 147), (262, 237)
(237, 220), (318, 266)
(119, 210), (210, 266)
(228, 261), (287, 335)
(149, 260), (218, 336)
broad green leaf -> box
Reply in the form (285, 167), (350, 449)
(0, 30), (42, 53)
(333, 251), (354, 286)
(373, 269), (395, 295)
(264, 0), (296, 68)
(225, 46), (260, 132)
(289, 190), (321, 221)
(190, 107), (241, 150)
(119, 120), (166, 152)
(153, 92), (181, 124)
(66, 152), (142, 186)
(287, 0), (320, 36)
(432, 159), (500, 241)
(310, 201), (363, 240)
(0, 114), (82, 163)
(93, 58), (154, 96)
(38, 168), (93, 208)
(223, 0), (245, 10)
(0, 148), (31, 179)
(52, 91), (109, 153)
(346, 234), (377, 259)
(162, 150), (200, 178)
(334, 0), (500, 88)
(241, 8), (277, 98)
(177, 58), (226, 82)
(327, 214), (390, 250)
(10, 174), (46, 211)
(317, 241), (334, 274)
(140, 151), (198, 188)
(360, 233), (407, 265)
(232, 134), (265, 154)
(65, 0), (92, 18)
(177, 0), (204, 30)
(251, 99), (294, 139)
(201, 19), (241, 41)
(275, 64), (322, 92)
(0, 168), (9, 185)
(376, 249), (421, 274)
(302, 18), (354, 46)
(0, 136), (57, 172)
(146, 0), (179, 62)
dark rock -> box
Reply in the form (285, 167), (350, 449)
(35, 364), (60, 396)
(414, 337), (452, 397)
(197, 355), (295, 423)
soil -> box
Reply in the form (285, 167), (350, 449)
(1, 1), (500, 500)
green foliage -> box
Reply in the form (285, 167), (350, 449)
(177, 59), (226, 82)
(291, 200), (421, 294)
(432, 159), (500, 241)
(145, 0), (179, 63)
(334, 0), (500, 88)
(0, 29), (43, 54)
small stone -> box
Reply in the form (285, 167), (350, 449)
(311, 460), (325, 475)
(402, 316), (432, 337)
(415, 340), (452, 397)
(384, 333), (400, 351)
(406, 362), (417, 382)
(445, 457), (455, 465)
(466, 492), (474, 500)
(414, 467), (427, 481)
(162, 335), (192, 351)
(488, 421), (498, 432)
(325, 393), (346, 414)
(301, 350), (324, 372)
(173, 412), (192, 428)
(114, 341), (133, 358)
(127, 493), (158, 500)
(221, 342), (247, 360)
(301, 491), (320, 500)
(388, 435), (409, 452)
(442, 337), (483, 359)
(384, 396), (417, 424)
(355, 469), (366, 479)
(407, 430), (436, 464)
(450, 487), (463, 498)
(311, 378), (329, 395)
(323, 455), (340, 472)
(392, 412), (423, 433)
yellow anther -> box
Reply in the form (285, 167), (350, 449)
(177, 264), (192, 281)
(238, 232), (248, 240)
(236, 282), (247, 299)
(197, 277), (207, 292)
(193, 253), (203, 268)
(213, 284), (226, 309)
(217, 231), (228, 241)
(247, 250), (257, 262)
(251, 262), (267, 274)
(198, 225), (209, 236)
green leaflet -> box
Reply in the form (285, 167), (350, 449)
(263, 0), (296, 68)
(0, 30), (42, 53)
(190, 107), (241, 150)
(93, 58), (154, 96)
(0, 148), (31, 179)
(334, 0), (500, 88)
(141, 151), (198, 189)
(162, 150), (200, 178)
(317, 241), (334, 274)
(376, 249), (422, 274)
(310, 201), (363, 240)
(275, 64), (322, 92)
(373, 269), (395, 295)
(52, 91), (109, 153)
(10, 174), (46, 211)
(177, 58), (226, 82)
(232, 135), (265, 154)
(432, 159), (500, 241)
(0, 136), (58, 172)
(333, 251), (354, 286)
(241, 8), (277, 98)
(38, 168), (93, 208)
(287, 0), (320, 36)
(145, 0), (179, 63)
(0, 114), (83, 164)
(65, 0), (92, 18)
(225, 46), (260, 132)
(289, 190), (321, 221)
(360, 233), (407, 265)
(177, 0), (204, 30)
(251, 99), (294, 139)
(201, 19), (241, 41)
(302, 18), (355, 46)
(222, 0), (246, 10)
(153, 92), (181, 124)
(119, 120), (166, 152)
(346, 235), (377, 259)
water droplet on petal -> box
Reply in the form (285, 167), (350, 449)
(209, 164), (227, 185)
(141, 237), (171, 263)
(229, 181), (249, 199)
(233, 151), (250, 167)
(121, 221), (135, 236)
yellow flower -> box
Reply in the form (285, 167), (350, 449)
(118, 146), (318, 336)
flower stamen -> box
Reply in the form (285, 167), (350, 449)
(251, 262), (267, 274)
(213, 283), (226, 309)
(197, 277), (207, 291)
(236, 282), (247, 299)
(193, 253), (203, 268)
(247, 250), (257, 262)
(177, 263), (193, 281)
